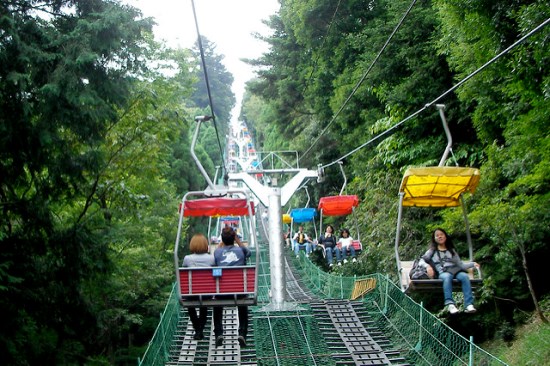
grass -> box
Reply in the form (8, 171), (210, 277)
(482, 315), (550, 366)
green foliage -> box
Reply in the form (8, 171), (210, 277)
(247, 0), (550, 341)
(190, 36), (235, 129)
(0, 0), (222, 363)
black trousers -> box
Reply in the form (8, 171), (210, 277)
(187, 306), (208, 332)
(213, 306), (248, 338)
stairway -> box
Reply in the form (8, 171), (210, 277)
(309, 299), (411, 366)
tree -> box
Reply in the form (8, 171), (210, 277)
(0, 1), (166, 363)
(190, 36), (235, 131)
(436, 0), (550, 323)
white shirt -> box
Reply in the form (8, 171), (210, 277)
(339, 237), (354, 248)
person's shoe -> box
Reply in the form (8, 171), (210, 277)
(238, 335), (247, 347)
(215, 335), (224, 347)
(447, 304), (459, 314)
(296, 254), (300, 258)
(343, 259), (348, 264)
(329, 263), (333, 267)
(337, 262), (342, 266)
(465, 305), (477, 313)
(352, 258), (357, 263)
(193, 330), (204, 340)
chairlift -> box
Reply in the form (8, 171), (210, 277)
(282, 213), (292, 225)
(174, 190), (259, 306)
(289, 186), (318, 253)
(318, 162), (363, 254)
(394, 105), (483, 293)
(173, 116), (259, 306)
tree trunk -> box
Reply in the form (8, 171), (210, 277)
(519, 244), (548, 323)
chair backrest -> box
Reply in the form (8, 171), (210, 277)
(336, 240), (362, 252)
(178, 265), (257, 306)
(400, 260), (481, 293)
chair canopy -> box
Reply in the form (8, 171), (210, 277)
(290, 208), (317, 223)
(220, 216), (240, 227)
(282, 213), (292, 224)
(318, 195), (359, 216)
(399, 167), (480, 207)
(182, 198), (255, 217)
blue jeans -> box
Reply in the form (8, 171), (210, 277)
(440, 271), (474, 306)
(325, 246), (341, 265)
(294, 240), (312, 255)
(341, 246), (356, 260)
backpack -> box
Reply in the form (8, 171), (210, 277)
(409, 258), (430, 280)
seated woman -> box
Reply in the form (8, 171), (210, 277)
(421, 228), (480, 314)
(319, 224), (341, 267)
(292, 225), (313, 257)
(182, 234), (215, 340)
(339, 228), (357, 263)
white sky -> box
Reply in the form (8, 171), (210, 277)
(125, 0), (280, 123)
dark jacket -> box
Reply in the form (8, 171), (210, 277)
(319, 234), (337, 249)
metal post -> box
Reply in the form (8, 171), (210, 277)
(436, 104), (453, 167)
(415, 301), (423, 351)
(190, 116), (216, 191)
(469, 336), (474, 366)
(461, 196), (474, 262)
(338, 161), (347, 195)
(268, 188), (285, 309)
(383, 275), (389, 314)
(395, 192), (405, 291)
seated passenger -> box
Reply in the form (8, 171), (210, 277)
(319, 225), (341, 267)
(284, 227), (291, 248)
(182, 234), (215, 340)
(339, 228), (357, 263)
(213, 227), (251, 348)
(421, 228), (480, 314)
(292, 225), (313, 257)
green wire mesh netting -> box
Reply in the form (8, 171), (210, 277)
(254, 311), (336, 366)
(139, 248), (508, 366)
(292, 254), (507, 366)
(138, 282), (179, 366)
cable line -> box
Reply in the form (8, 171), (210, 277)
(300, 0), (419, 163)
(302, 0), (343, 95)
(191, 0), (228, 178)
(320, 16), (550, 170)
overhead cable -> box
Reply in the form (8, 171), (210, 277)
(302, 0), (343, 95)
(191, 0), (228, 177)
(321, 16), (550, 170)
(299, 0), (419, 163)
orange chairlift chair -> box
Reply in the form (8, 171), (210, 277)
(317, 162), (363, 255)
(394, 105), (483, 293)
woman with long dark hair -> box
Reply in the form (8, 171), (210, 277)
(422, 228), (480, 314)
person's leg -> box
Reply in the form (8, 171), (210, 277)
(305, 242), (312, 254)
(198, 306), (208, 330)
(341, 247), (347, 261)
(456, 272), (474, 306)
(188, 307), (199, 331)
(238, 306), (248, 338)
(213, 306), (223, 337)
(326, 247), (334, 265)
(349, 246), (356, 258)
(335, 247), (342, 262)
(439, 272), (455, 306)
